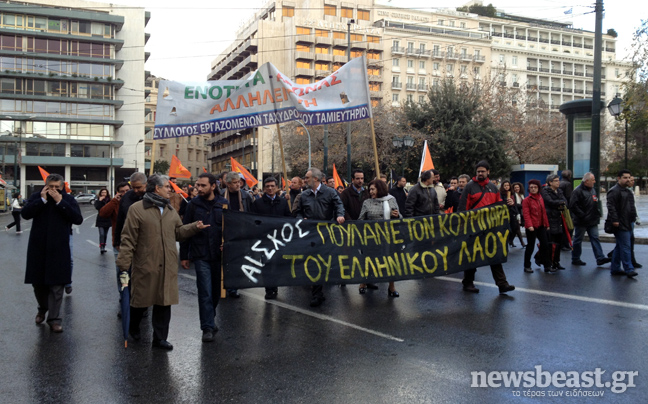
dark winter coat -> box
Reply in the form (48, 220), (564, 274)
(223, 189), (253, 212)
(21, 190), (83, 285)
(569, 184), (601, 227)
(606, 184), (637, 232)
(541, 186), (567, 235)
(114, 189), (144, 247)
(559, 179), (573, 201)
(340, 186), (370, 220)
(522, 193), (549, 229)
(94, 198), (112, 228)
(404, 183), (439, 217)
(458, 177), (501, 211)
(180, 194), (229, 262)
(293, 184), (345, 221)
(252, 194), (291, 217)
(388, 186), (408, 214)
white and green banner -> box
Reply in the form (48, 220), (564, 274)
(153, 56), (372, 139)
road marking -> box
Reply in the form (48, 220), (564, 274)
(436, 276), (648, 311)
(86, 240), (100, 247)
(177, 272), (405, 342)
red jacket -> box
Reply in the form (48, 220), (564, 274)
(458, 177), (501, 211)
(522, 193), (549, 229)
(99, 196), (120, 245)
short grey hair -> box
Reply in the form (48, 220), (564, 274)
(307, 167), (323, 181)
(130, 172), (147, 184)
(45, 173), (65, 184)
(458, 174), (471, 182)
(583, 172), (595, 181)
(146, 174), (168, 193)
(546, 174), (559, 183)
(226, 171), (241, 184)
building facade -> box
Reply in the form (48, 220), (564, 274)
(206, 0), (630, 178)
(0, 0), (149, 197)
(144, 76), (211, 180)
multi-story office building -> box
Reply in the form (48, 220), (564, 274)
(0, 0), (149, 196)
(144, 76), (211, 180)
(206, 0), (631, 177)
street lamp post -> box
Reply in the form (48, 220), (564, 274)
(346, 18), (355, 181)
(607, 96), (627, 168)
(392, 135), (414, 177)
(135, 139), (144, 171)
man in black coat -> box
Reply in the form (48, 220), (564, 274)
(293, 167), (345, 307)
(340, 169), (369, 220)
(606, 169), (638, 278)
(404, 170), (439, 218)
(21, 174), (83, 333)
(569, 172), (609, 267)
(252, 176), (292, 300)
(180, 173), (229, 343)
(388, 176), (408, 214)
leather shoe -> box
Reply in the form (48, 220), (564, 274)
(65, 286), (72, 294)
(499, 285), (515, 294)
(49, 323), (63, 333)
(129, 330), (141, 341)
(626, 270), (639, 278)
(554, 264), (565, 270)
(359, 287), (366, 295)
(152, 340), (173, 350)
(310, 296), (325, 307)
(366, 283), (379, 290)
(35, 311), (46, 324)
(572, 260), (587, 266)
(202, 329), (215, 343)
(611, 270), (626, 276)
(632, 262), (643, 269)
(463, 285), (479, 293)
(596, 257), (612, 266)
(388, 289), (399, 298)
(524, 267), (534, 273)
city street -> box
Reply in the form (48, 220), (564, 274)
(1, 204), (647, 403)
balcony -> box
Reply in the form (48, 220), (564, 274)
(586, 73), (594, 78)
(296, 34), (315, 44)
(391, 46), (405, 55)
(516, 35), (527, 40)
(584, 44), (593, 49)
(315, 53), (333, 62)
(539, 85), (549, 91)
(605, 47), (615, 52)
(574, 71), (584, 76)
(315, 36), (333, 46)
(550, 40), (560, 45)
(431, 51), (444, 59)
(585, 89), (593, 94)
(563, 87), (573, 92)
(527, 36), (538, 41)
(406, 83), (417, 91)
(574, 88), (584, 94)
(527, 66), (538, 72)
(368, 74), (382, 82)
(491, 32), (502, 37)
(563, 70), (573, 75)
(473, 55), (485, 63)
(573, 43), (583, 48)
(512, 82), (520, 88)
(499, 81), (507, 87)
(503, 33), (514, 39)
(562, 41), (572, 46)
(527, 84), (537, 89)
(447, 53), (459, 60)
(418, 84), (427, 91)
(551, 69), (561, 74)
(391, 82), (402, 90)
(551, 86), (561, 91)
(295, 68), (314, 76)
(460, 53), (472, 61)
(333, 38), (348, 47)
(296, 51), (315, 60)
(406, 48), (418, 57)
(369, 91), (382, 98)
(367, 42), (382, 51)
(539, 38), (549, 43)
(539, 68), (549, 73)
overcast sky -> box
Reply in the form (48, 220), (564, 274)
(101, 0), (646, 81)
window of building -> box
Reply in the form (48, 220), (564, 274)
(512, 56), (518, 66)
(450, 20), (455, 27)
(333, 47), (346, 56)
(296, 44), (310, 52)
(367, 51), (380, 60)
(369, 83), (381, 91)
(371, 99), (380, 107)
(332, 31), (345, 39)
(460, 65), (467, 74)
(407, 60), (414, 68)
(358, 9), (370, 20)
(351, 50), (363, 58)
(315, 29), (329, 37)
(324, 5), (336, 16)
(419, 61), (425, 69)
(433, 45), (440, 55)
(447, 46), (454, 55)
(296, 27), (311, 35)
(475, 49), (481, 57)
(419, 77), (425, 85)
(438, 19), (444, 25)
(499, 54), (505, 63)
(295, 77), (310, 84)
(433, 79), (440, 88)
(367, 67), (380, 76)
(392, 93), (399, 102)
(282, 7), (295, 17)
(460, 22), (466, 28)
(446, 64), (454, 73)
(296, 61), (310, 69)
(407, 76), (414, 85)
(367, 35), (380, 43)
(512, 73), (518, 83)
(315, 46), (329, 54)
(350, 34), (363, 42)
(332, 63), (343, 72)
(433, 62), (439, 70)
(341, 7), (353, 18)
(407, 42), (414, 51)
(419, 95), (425, 103)
(393, 58), (400, 67)
(407, 94), (413, 102)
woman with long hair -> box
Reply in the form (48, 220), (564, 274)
(357, 179), (402, 297)
(522, 180), (551, 273)
(500, 181), (526, 248)
(93, 188), (112, 253)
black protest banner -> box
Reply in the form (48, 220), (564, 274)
(222, 203), (510, 289)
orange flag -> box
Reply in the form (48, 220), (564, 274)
(169, 155), (192, 179)
(202, 166), (208, 173)
(418, 140), (434, 176)
(169, 180), (188, 198)
(38, 166), (72, 193)
(332, 164), (344, 189)
(282, 177), (286, 189)
(230, 157), (258, 188)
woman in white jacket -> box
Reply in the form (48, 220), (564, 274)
(5, 192), (23, 233)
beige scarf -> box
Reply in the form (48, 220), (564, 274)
(224, 189), (244, 212)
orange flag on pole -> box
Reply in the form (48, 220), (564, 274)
(332, 164), (344, 189)
(169, 155), (192, 179)
(418, 140), (435, 176)
(202, 166), (208, 173)
(230, 157), (258, 188)
(38, 166), (72, 193)
(169, 180), (188, 198)
(282, 177), (286, 189)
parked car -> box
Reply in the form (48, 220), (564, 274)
(75, 193), (96, 204)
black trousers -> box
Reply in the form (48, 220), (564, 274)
(131, 305), (171, 342)
(549, 233), (563, 264)
(33, 285), (64, 324)
(524, 227), (550, 268)
(6, 211), (21, 231)
(462, 263), (509, 288)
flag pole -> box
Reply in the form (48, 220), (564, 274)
(148, 140), (156, 176)
(369, 117), (380, 178)
(275, 123), (291, 210)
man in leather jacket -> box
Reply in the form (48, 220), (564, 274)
(606, 169), (638, 277)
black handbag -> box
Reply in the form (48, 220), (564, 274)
(604, 219), (616, 234)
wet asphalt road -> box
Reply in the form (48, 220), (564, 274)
(1, 205), (647, 404)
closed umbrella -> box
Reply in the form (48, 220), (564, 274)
(119, 271), (130, 348)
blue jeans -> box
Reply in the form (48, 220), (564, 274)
(572, 225), (604, 262)
(194, 259), (221, 331)
(611, 230), (634, 273)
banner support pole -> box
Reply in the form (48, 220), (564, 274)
(148, 140), (156, 176)
(275, 123), (291, 211)
(369, 117), (381, 178)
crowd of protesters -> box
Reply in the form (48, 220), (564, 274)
(13, 160), (642, 349)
